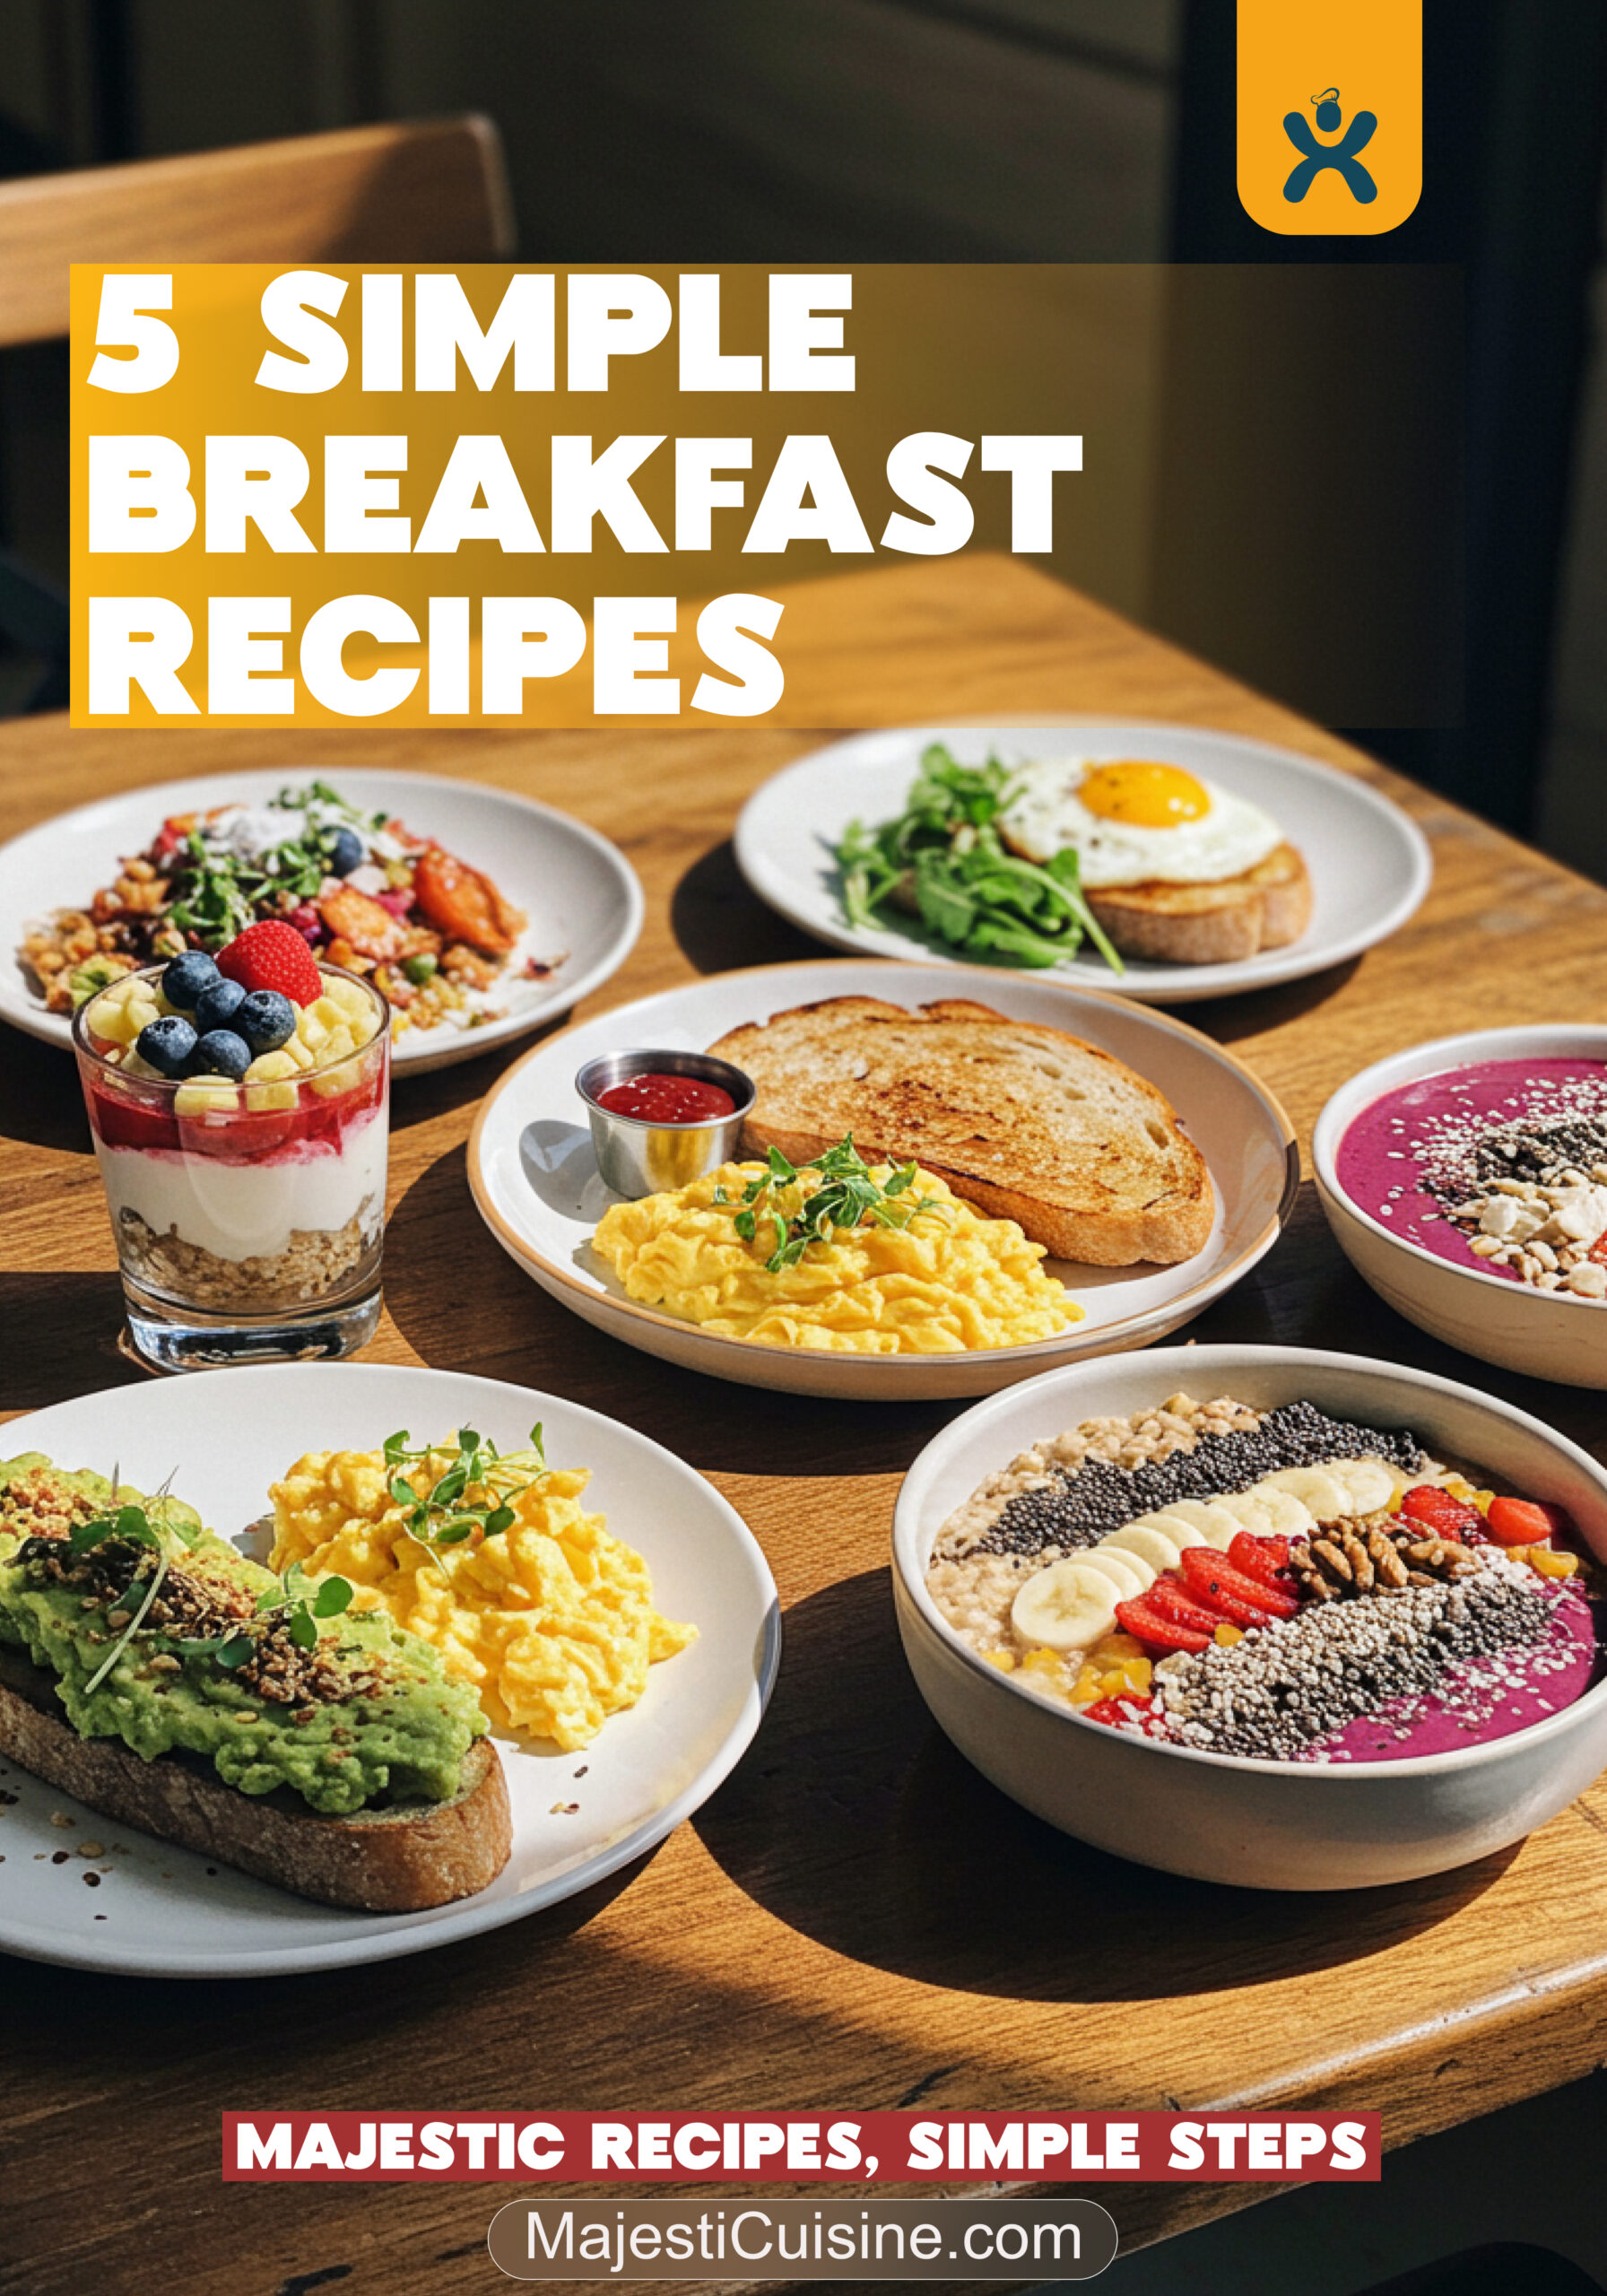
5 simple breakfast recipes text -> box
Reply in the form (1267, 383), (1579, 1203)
(77, 267), (1083, 720)
(222, 2111), (1379, 2181)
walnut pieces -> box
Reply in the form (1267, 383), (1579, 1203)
(1292, 1515), (1477, 1601)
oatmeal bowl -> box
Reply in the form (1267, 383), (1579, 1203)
(891, 1344), (1607, 1889)
(1313, 1026), (1607, 1387)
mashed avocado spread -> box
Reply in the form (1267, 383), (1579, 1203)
(0, 1457), (486, 1816)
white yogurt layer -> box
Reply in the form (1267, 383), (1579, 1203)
(93, 1108), (387, 1263)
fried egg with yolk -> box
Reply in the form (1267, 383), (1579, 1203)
(998, 758), (1283, 888)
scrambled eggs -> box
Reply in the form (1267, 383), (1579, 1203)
(592, 1160), (1081, 1353)
(268, 1439), (695, 1750)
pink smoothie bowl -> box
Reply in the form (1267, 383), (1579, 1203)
(891, 1344), (1607, 1890)
(1312, 1026), (1607, 1390)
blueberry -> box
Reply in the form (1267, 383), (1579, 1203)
(193, 976), (247, 1033)
(162, 950), (221, 1011)
(235, 988), (297, 1053)
(136, 1014), (197, 1078)
(190, 1029), (252, 1082)
(326, 827), (365, 877)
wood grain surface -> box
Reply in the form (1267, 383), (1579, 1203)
(4, 554), (1607, 2296)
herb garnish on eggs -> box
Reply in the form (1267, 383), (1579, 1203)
(836, 744), (1125, 973)
(715, 1139), (937, 1271)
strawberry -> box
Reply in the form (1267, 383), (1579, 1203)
(1114, 1595), (1212, 1653)
(1145, 1578), (1229, 1636)
(215, 919), (323, 1006)
(1228, 1530), (1294, 1587)
(1485, 1495), (1567, 1548)
(1400, 1483), (1486, 1543)
(1079, 1696), (1164, 1735)
(1179, 1545), (1299, 1623)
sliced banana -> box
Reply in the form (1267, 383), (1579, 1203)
(1330, 1456), (1395, 1516)
(1260, 1465), (1351, 1520)
(1074, 1547), (1151, 1597)
(1238, 1483), (1318, 1541)
(1213, 1488), (1275, 1535)
(1153, 1499), (1242, 1549)
(1011, 1559), (1122, 1651)
(1102, 1523), (1186, 1576)
(1128, 1509), (1213, 1552)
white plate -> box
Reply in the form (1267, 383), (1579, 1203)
(0, 768), (644, 1074)
(467, 958), (1299, 1401)
(734, 722), (1433, 1004)
(0, 1363), (777, 1978)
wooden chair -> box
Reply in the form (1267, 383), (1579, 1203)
(0, 114), (517, 352)
(0, 115), (516, 706)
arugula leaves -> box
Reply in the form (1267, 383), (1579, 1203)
(717, 1139), (938, 1273)
(836, 744), (1124, 975)
(382, 1425), (546, 1553)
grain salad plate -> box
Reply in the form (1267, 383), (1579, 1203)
(893, 1345), (1607, 1889)
(466, 959), (1299, 1401)
(734, 722), (1432, 1004)
(0, 769), (644, 1075)
(0, 1363), (778, 1978)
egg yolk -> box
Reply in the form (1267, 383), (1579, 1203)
(1077, 762), (1212, 826)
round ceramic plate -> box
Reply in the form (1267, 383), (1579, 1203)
(0, 768), (644, 1074)
(734, 722), (1432, 1004)
(0, 1363), (778, 1978)
(467, 958), (1299, 1401)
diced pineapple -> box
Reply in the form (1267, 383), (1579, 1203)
(322, 975), (369, 1022)
(1070, 1662), (1104, 1705)
(319, 1025), (356, 1065)
(309, 1057), (361, 1100)
(175, 1077), (239, 1116)
(246, 1080), (299, 1112)
(309, 996), (347, 1033)
(282, 1033), (316, 1071)
(86, 993), (138, 1045)
(125, 1000), (161, 1039)
(1213, 1622), (1244, 1647)
(121, 1050), (161, 1081)
(983, 1648), (1017, 1674)
(298, 1010), (330, 1053)
(350, 1006), (379, 1048)
(244, 1048), (300, 1084)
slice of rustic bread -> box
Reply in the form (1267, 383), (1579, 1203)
(1081, 842), (1313, 966)
(708, 996), (1213, 1265)
(0, 1644), (512, 1911)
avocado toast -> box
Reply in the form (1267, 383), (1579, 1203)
(0, 1457), (510, 1909)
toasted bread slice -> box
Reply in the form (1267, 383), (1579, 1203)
(708, 996), (1213, 1265)
(1078, 843), (1313, 967)
(0, 1644), (512, 1911)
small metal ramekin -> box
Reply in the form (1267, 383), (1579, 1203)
(577, 1048), (756, 1197)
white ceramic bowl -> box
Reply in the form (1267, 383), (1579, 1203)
(1313, 1026), (1607, 1388)
(892, 1344), (1607, 1890)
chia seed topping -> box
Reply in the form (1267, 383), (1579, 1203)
(977, 1402), (1425, 1560)
(1142, 1556), (1556, 1761)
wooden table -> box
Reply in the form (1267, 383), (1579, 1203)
(6, 553), (1607, 2296)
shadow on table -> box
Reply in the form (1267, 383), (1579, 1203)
(1, 1022), (91, 1154)
(671, 840), (822, 978)
(381, 1141), (954, 1479)
(693, 1566), (1516, 2003)
(387, 1009), (575, 1135)
(0, 1836), (662, 2050)
(0, 1272), (139, 1409)
(1175, 952), (1362, 1044)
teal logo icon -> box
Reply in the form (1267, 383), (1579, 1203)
(1282, 88), (1379, 204)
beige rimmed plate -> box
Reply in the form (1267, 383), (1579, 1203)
(466, 959), (1299, 1401)
(0, 768), (644, 1075)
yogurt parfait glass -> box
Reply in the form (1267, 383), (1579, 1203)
(72, 963), (390, 1371)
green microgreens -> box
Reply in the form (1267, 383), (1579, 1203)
(835, 743), (1124, 976)
(65, 1488), (352, 1679)
(381, 1425), (546, 1553)
(725, 1138), (938, 1273)
(162, 781), (390, 948)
